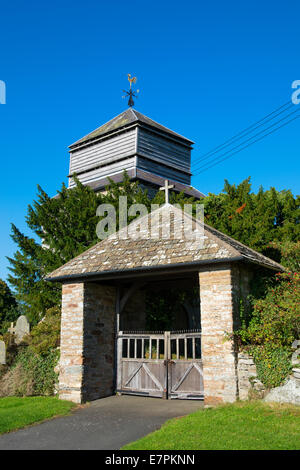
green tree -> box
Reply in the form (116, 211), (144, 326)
(7, 174), (143, 323)
(0, 279), (18, 334)
(203, 178), (300, 265)
(7, 173), (196, 324)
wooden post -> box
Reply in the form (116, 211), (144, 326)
(114, 286), (121, 394)
(164, 331), (170, 399)
(117, 331), (123, 392)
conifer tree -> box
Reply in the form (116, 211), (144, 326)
(203, 177), (300, 263)
(0, 279), (18, 334)
(7, 172), (194, 323)
(7, 174), (150, 323)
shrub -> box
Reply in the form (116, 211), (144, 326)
(14, 348), (59, 396)
(0, 362), (34, 397)
(249, 346), (292, 388)
(26, 307), (61, 355)
(237, 272), (300, 388)
(242, 272), (300, 347)
(0, 306), (61, 397)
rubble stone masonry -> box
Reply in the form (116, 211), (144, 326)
(59, 282), (116, 403)
(199, 264), (239, 404)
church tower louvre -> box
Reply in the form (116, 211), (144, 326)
(68, 108), (205, 199)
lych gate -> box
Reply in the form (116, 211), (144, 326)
(46, 204), (283, 405)
(114, 269), (203, 400)
(113, 263), (203, 400)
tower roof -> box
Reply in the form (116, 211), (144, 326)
(69, 108), (194, 149)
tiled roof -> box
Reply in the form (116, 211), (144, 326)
(69, 109), (194, 148)
(46, 205), (284, 282)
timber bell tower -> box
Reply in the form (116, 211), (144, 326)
(67, 78), (204, 199)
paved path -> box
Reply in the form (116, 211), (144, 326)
(0, 395), (203, 450)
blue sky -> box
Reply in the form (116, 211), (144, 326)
(0, 0), (299, 283)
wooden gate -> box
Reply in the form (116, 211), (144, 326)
(117, 330), (203, 400)
(117, 331), (167, 398)
(167, 331), (204, 399)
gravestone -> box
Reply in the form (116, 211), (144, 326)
(0, 340), (6, 365)
(14, 315), (30, 344)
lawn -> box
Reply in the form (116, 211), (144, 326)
(122, 401), (300, 450)
(0, 397), (76, 434)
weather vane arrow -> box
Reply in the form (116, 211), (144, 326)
(122, 74), (139, 107)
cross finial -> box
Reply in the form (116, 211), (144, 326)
(159, 180), (174, 204)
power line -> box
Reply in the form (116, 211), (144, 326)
(192, 103), (295, 170)
(193, 113), (300, 176)
(193, 107), (299, 173)
(191, 101), (294, 169)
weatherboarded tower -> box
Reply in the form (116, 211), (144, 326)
(68, 108), (204, 198)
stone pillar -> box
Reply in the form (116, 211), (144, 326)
(199, 265), (239, 404)
(59, 282), (116, 404)
(59, 283), (84, 403)
(82, 283), (116, 402)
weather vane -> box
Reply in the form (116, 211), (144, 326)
(123, 74), (139, 107)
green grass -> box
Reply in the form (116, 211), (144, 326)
(123, 401), (300, 450)
(0, 397), (76, 434)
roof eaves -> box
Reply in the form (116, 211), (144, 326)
(45, 256), (244, 283)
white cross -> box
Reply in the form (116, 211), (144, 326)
(159, 179), (174, 204)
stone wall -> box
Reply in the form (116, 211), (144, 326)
(59, 282), (116, 403)
(237, 353), (266, 399)
(199, 264), (239, 404)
